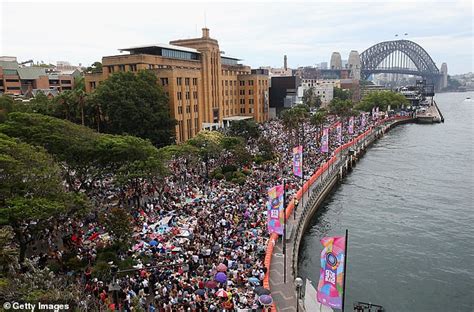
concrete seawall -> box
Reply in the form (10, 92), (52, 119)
(266, 117), (414, 311)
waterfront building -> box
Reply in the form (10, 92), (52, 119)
(84, 28), (269, 143)
(269, 76), (300, 116)
(0, 56), (81, 95)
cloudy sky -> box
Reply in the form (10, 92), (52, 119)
(1, 0), (472, 74)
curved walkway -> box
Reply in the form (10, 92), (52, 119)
(265, 117), (413, 311)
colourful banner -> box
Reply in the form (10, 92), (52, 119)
(321, 128), (329, 153)
(361, 113), (366, 127)
(267, 185), (284, 235)
(348, 116), (354, 134)
(371, 107), (376, 120)
(336, 122), (342, 143)
(317, 236), (346, 309)
(292, 145), (303, 177)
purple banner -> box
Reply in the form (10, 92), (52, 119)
(336, 122), (342, 143)
(321, 128), (329, 153)
(292, 145), (303, 177)
(317, 236), (346, 309)
(267, 185), (284, 235)
(348, 116), (354, 134)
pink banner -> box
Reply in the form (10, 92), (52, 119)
(267, 185), (284, 235)
(292, 145), (303, 177)
(317, 236), (346, 309)
(348, 116), (354, 134)
(336, 122), (342, 143)
(321, 128), (329, 153)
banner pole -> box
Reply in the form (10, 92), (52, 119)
(342, 229), (349, 312)
(283, 179), (287, 284)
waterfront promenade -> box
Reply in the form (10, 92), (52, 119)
(266, 117), (413, 311)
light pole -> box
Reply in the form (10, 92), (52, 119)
(295, 277), (304, 312)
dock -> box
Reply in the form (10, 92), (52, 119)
(416, 102), (443, 123)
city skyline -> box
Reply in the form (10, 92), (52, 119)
(1, 0), (472, 74)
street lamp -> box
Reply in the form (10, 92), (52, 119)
(294, 277), (304, 312)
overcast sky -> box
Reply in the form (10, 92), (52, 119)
(1, 0), (472, 74)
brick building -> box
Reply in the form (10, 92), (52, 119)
(84, 28), (269, 143)
(0, 57), (80, 95)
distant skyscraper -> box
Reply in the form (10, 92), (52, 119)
(348, 50), (361, 80)
(330, 52), (342, 69)
(284, 55), (288, 71)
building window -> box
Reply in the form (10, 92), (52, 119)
(90, 81), (96, 89)
(148, 64), (155, 69)
(185, 78), (190, 85)
(178, 106), (183, 114)
(177, 92), (182, 100)
(60, 80), (71, 84)
(6, 86), (20, 90)
(186, 106), (191, 113)
(192, 78), (197, 85)
(193, 91), (198, 99)
(240, 108), (245, 114)
(240, 99), (245, 105)
(119, 65), (125, 71)
(248, 80), (254, 86)
(194, 105), (198, 112)
(248, 89), (253, 95)
(239, 81), (245, 86)
(239, 90), (245, 95)
(249, 99), (254, 104)
(185, 92), (190, 99)
(130, 64), (137, 71)
(161, 78), (169, 86)
(108, 66), (114, 73)
(177, 78), (182, 85)
(6, 79), (19, 82)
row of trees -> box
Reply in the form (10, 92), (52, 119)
(1, 70), (176, 147)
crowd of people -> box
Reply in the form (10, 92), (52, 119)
(27, 111), (396, 311)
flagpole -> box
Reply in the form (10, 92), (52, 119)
(283, 178), (287, 283)
(342, 229), (349, 312)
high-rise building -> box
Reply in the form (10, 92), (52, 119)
(440, 63), (448, 89)
(85, 28), (269, 143)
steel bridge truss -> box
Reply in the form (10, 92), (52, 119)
(360, 40), (440, 80)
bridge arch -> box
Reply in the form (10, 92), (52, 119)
(360, 40), (439, 79)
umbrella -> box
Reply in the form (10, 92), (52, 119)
(216, 263), (227, 272)
(215, 272), (227, 284)
(205, 280), (217, 289)
(149, 240), (158, 246)
(248, 277), (260, 286)
(258, 294), (273, 306)
(215, 289), (228, 298)
(195, 289), (206, 296)
(254, 286), (271, 296)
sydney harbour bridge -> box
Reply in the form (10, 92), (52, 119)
(329, 39), (448, 91)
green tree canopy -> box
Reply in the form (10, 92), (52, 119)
(94, 70), (176, 147)
(0, 112), (163, 192)
(228, 120), (260, 141)
(333, 87), (352, 101)
(302, 87), (322, 109)
(0, 133), (89, 262)
(355, 90), (409, 112)
(328, 98), (354, 117)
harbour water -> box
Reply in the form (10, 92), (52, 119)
(298, 91), (474, 312)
